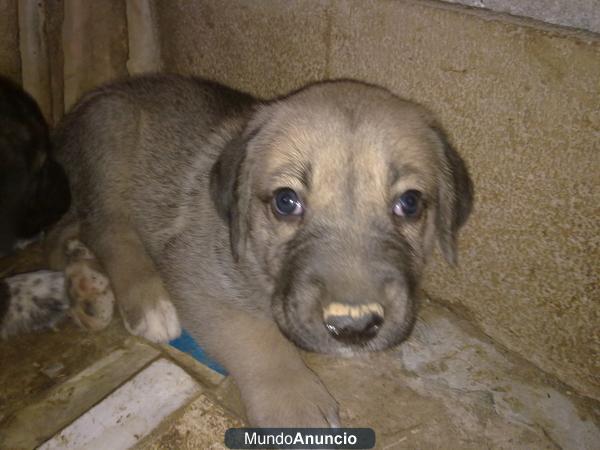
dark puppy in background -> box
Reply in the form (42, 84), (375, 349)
(0, 76), (70, 255)
(0, 76), (72, 338)
(37, 75), (472, 427)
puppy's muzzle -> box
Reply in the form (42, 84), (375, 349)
(322, 302), (384, 344)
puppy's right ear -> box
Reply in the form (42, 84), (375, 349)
(210, 130), (258, 262)
(210, 134), (248, 223)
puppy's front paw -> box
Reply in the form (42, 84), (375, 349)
(124, 297), (181, 343)
(120, 279), (181, 343)
(245, 369), (340, 428)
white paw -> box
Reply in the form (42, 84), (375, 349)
(124, 297), (181, 343)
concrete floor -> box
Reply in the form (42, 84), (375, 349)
(0, 248), (598, 449)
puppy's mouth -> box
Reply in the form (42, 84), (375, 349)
(271, 279), (418, 356)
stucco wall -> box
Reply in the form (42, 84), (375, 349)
(62, 0), (129, 111)
(0, 0), (20, 82)
(155, 0), (329, 97)
(152, 0), (599, 400)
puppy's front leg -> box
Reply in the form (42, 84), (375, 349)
(200, 308), (339, 427)
(82, 222), (181, 343)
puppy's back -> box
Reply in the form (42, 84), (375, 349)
(53, 74), (255, 237)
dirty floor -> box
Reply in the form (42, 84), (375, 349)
(0, 246), (598, 449)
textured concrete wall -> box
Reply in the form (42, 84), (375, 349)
(45, 0), (64, 126)
(155, 0), (330, 97)
(0, 0), (64, 125)
(152, 0), (600, 400)
(18, 0), (53, 122)
(126, 0), (163, 75)
(442, 0), (600, 33)
(0, 0), (20, 82)
(62, 0), (129, 110)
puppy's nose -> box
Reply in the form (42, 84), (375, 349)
(323, 302), (384, 344)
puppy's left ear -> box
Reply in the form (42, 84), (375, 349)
(432, 125), (474, 265)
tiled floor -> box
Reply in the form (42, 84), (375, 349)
(0, 320), (240, 449)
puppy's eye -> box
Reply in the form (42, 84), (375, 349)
(272, 188), (304, 217)
(392, 190), (423, 218)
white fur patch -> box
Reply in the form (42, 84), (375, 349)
(123, 297), (181, 343)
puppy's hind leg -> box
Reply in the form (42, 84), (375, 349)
(64, 239), (115, 331)
(45, 209), (79, 271)
(45, 215), (115, 331)
(82, 222), (181, 343)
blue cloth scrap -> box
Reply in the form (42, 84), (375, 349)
(169, 329), (228, 375)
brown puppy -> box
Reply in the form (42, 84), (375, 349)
(48, 75), (473, 427)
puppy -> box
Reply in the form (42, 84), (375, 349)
(0, 76), (73, 339)
(0, 76), (70, 256)
(45, 75), (473, 427)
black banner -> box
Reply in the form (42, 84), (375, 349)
(224, 428), (375, 449)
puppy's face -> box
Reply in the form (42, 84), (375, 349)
(211, 81), (473, 355)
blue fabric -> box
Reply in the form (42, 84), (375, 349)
(170, 329), (228, 375)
